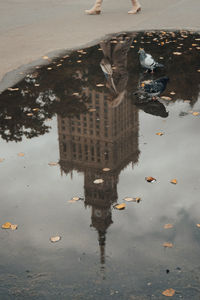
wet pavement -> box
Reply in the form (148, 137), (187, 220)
(0, 30), (200, 299)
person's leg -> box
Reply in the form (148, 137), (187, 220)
(85, 0), (103, 15)
(128, 0), (141, 14)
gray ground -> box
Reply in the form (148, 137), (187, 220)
(0, 0), (200, 92)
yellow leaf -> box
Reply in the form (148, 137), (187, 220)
(7, 87), (19, 91)
(93, 179), (104, 184)
(124, 197), (141, 203)
(173, 52), (182, 55)
(156, 132), (164, 136)
(196, 224), (200, 228)
(161, 96), (172, 101)
(114, 203), (126, 210)
(27, 113), (33, 116)
(145, 176), (156, 183)
(50, 236), (61, 243)
(162, 288), (175, 297)
(96, 84), (104, 87)
(163, 242), (173, 248)
(0, 158), (5, 163)
(48, 162), (58, 166)
(192, 112), (200, 116)
(32, 108), (39, 112)
(42, 56), (49, 60)
(170, 91), (176, 95)
(10, 224), (18, 230)
(2, 222), (12, 229)
(164, 224), (173, 229)
(170, 179), (177, 184)
(18, 153), (25, 157)
(77, 60), (82, 63)
(102, 168), (110, 172)
(47, 67), (52, 70)
(72, 93), (80, 96)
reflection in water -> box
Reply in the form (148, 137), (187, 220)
(0, 30), (200, 298)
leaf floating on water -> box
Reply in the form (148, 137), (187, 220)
(42, 56), (49, 60)
(124, 197), (141, 203)
(163, 242), (173, 248)
(173, 52), (182, 55)
(162, 288), (175, 297)
(170, 91), (176, 95)
(102, 168), (110, 172)
(170, 179), (177, 185)
(96, 84), (104, 87)
(0, 158), (5, 163)
(10, 224), (18, 230)
(47, 67), (52, 70)
(161, 96), (172, 101)
(164, 224), (173, 229)
(89, 108), (96, 112)
(18, 153), (25, 157)
(145, 176), (156, 183)
(68, 197), (83, 203)
(93, 179), (104, 184)
(77, 60), (82, 63)
(192, 112), (200, 116)
(156, 132), (164, 136)
(48, 162), (58, 166)
(72, 92), (80, 96)
(114, 203), (126, 210)
(32, 108), (39, 112)
(27, 113), (33, 116)
(7, 87), (19, 91)
(196, 224), (200, 228)
(50, 236), (61, 243)
(2, 222), (12, 229)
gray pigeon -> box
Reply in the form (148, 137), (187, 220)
(134, 76), (169, 100)
(138, 49), (164, 72)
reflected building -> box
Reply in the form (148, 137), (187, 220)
(58, 87), (139, 266)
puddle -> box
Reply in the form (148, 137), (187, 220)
(0, 30), (200, 299)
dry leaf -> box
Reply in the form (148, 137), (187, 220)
(10, 224), (18, 230)
(96, 84), (104, 87)
(50, 236), (61, 243)
(7, 87), (19, 91)
(48, 162), (58, 166)
(162, 288), (175, 297)
(164, 224), (173, 229)
(77, 60), (82, 63)
(27, 113), (33, 116)
(161, 96), (172, 101)
(93, 179), (104, 184)
(124, 197), (141, 203)
(42, 56), (49, 60)
(68, 197), (83, 203)
(163, 242), (173, 248)
(173, 52), (182, 55)
(72, 92), (80, 96)
(170, 179), (177, 185)
(32, 108), (39, 112)
(89, 108), (96, 112)
(145, 176), (156, 183)
(34, 84), (40, 87)
(47, 67), (52, 70)
(57, 64), (62, 67)
(18, 153), (25, 157)
(192, 112), (200, 116)
(0, 158), (5, 163)
(156, 132), (164, 136)
(114, 203), (126, 210)
(170, 91), (176, 95)
(102, 168), (110, 172)
(196, 224), (200, 228)
(2, 222), (12, 229)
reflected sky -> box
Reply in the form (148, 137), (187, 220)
(0, 31), (200, 300)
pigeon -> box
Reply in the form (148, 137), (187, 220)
(134, 76), (169, 100)
(138, 49), (164, 72)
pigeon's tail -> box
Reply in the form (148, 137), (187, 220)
(155, 62), (164, 68)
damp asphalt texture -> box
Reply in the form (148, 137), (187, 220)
(0, 30), (200, 299)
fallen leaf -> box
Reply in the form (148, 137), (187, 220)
(42, 56), (49, 60)
(72, 92), (80, 96)
(89, 108), (96, 112)
(114, 203), (126, 210)
(93, 179), (104, 184)
(170, 179), (177, 185)
(32, 108), (39, 112)
(57, 64), (62, 67)
(161, 96), (172, 101)
(68, 197), (83, 203)
(2, 222), (12, 229)
(173, 52), (182, 55)
(0, 158), (5, 163)
(163, 242), (173, 248)
(18, 153), (25, 157)
(192, 44), (198, 46)
(162, 288), (175, 297)
(145, 176), (156, 183)
(102, 168), (111, 172)
(77, 60), (82, 63)
(192, 112), (200, 116)
(164, 224), (173, 229)
(7, 87), (19, 91)
(124, 197), (141, 203)
(47, 67), (52, 70)
(156, 132), (164, 136)
(196, 224), (200, 228)
(34, 84), (40, 87)
(10, 224), (18, 230)
(96, 84), (104, 87)
(170, 91), (176, 95)
(48, 162), (58, 166)
(50, 236), (61, 243)
(27, 113), (33, 116)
